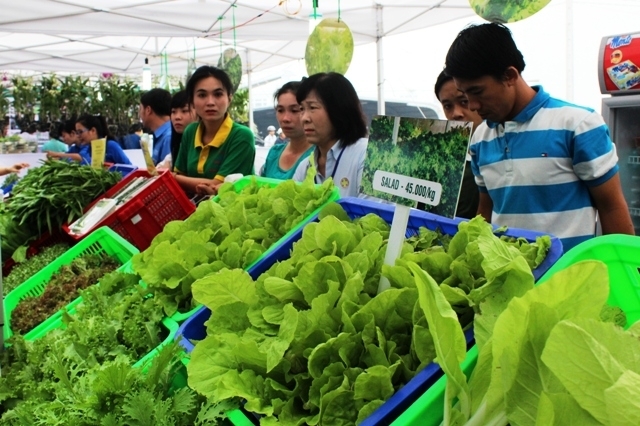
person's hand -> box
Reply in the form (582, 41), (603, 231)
(8, 163), (29, 173)
(46, 151), (61, 159)
(195, 182), (218, 196)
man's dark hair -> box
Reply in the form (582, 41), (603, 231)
(140, 88), (172, 117)
(445, 23), (525, 81)
(186, 66), (234, 104)
(434, 71), (454, 101)
(129, 123), (142, 133)
(296, 73), (367, 147)
(26, 123), (37, 134)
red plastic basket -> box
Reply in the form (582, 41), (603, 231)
(62, 170), (195, 251)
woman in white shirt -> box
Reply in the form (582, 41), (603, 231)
(292, 73), (368, 198)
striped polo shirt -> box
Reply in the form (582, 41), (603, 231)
(470, 86), (618, 251)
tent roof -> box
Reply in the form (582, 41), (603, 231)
(0, 0), (474, 74)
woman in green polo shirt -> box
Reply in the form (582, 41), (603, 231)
(174, 66), (255, 195)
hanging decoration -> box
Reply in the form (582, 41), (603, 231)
(216, 5), (242, 93)
(158, 52), (172, 92)
(281, 0), (302, 16)
(187, 44), (197, 83)
(469, 0), (552, 23)
(304, 0), (353, 76)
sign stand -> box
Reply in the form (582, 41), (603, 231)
(374, 171), (443, 294)
(377, 204), (410, 294)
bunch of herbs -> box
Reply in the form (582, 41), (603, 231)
(0, 271), (227, 424)
(7, 159), (121, 235)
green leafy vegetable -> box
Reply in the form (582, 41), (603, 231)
(188, 210), (549, 425)
(7, 159), (121, 235)
(10, 253), (121, 335)
(2, 243), (70, 295)
(132, 176), (336, 316)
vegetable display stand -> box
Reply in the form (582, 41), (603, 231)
(3, 227), (139, 343)
(107, 163), (138, 178)
(1, 230), (74, 278)
(176, 197), (562, 426)
(169, 176), (341, 323)
(62, 170), (196, 251)
(537, 234), (640, 326)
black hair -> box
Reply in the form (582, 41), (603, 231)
(296, 73), (367, 147)
(50, 122), (62, 140)
(170, 90), (191, 169)
(445, 23), (525, 81)
(26, 123), (37, 134)
(76, 114), (114, 140)
(434, 71), (454, 101)
(274, 81), (301, 105)
(186, 66), (233, 104)
(140, 88), (172, 117)
(129, 122), (142, 134)
(171, 90), (190, 110)
(62, 118), (77, 134)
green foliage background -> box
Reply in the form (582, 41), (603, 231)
(362, 116), (471, 218)
(469, 0), (551, 23)
(305, 18), (354, 75)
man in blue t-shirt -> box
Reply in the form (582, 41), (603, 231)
(444, 23), (634, 250)
(140, 88), (172, 165)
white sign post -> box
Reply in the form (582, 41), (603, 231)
(374, 170), (443, 294)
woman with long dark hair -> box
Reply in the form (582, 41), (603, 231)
(74, 114), (131, 165)
(173, 66), (255, 195)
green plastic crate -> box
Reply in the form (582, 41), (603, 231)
(169, 176), (340, 322)
(537, 234), (640, 327)
(391, 346), (478, 426)
(3, 227), (139, 343)
(394, 234), (640, 425)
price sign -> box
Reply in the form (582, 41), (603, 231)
(373, 170), (442, 206)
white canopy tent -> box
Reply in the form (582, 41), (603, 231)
(0, 0), (476, 125)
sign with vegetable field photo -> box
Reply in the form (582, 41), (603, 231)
(362, 116), (471, 218)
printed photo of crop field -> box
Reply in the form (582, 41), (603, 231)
(361, 116), (471, 218)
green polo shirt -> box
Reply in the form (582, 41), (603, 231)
(175, 115), (255, 181)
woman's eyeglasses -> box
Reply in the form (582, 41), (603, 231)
(76, 128), (89, 135)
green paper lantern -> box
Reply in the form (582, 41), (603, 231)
(218, 48), (242, 93)
(305, 18), (354, 76)
(469, 0), (552, 23)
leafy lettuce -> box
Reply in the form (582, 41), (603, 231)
(188, 208), (550, 425)
(416, 255), (640, 426)
(132, 177), (336, 316)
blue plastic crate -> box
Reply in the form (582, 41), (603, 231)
(108, 164), (138, 178)
(176, 197), (563, 425)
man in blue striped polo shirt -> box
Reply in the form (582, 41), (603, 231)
(443, 23), (634, 251)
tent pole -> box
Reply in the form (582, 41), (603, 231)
(247, 50), (254, 135)
(376, 3), (385, 115)
(566, 0), (574, 102)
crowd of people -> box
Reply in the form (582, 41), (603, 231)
(1, 22), (633, 250)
